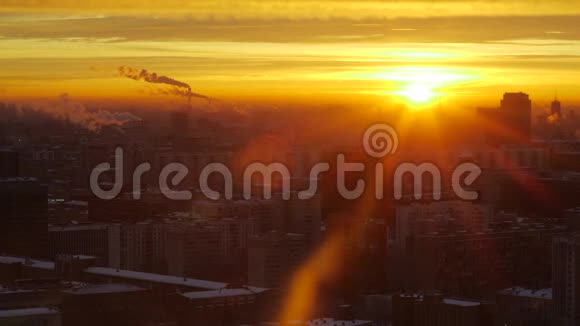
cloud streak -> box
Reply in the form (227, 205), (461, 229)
(1, 14), (579, 45)
(2, 0), (580, 19)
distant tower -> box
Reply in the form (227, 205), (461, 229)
(551, 95), (562, 118)
(500, 92), (532, 143)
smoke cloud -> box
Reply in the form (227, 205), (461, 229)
(58, 93), (142, 131)
(118, 65), (210, 102)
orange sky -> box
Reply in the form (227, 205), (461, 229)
(1, 0), (580, 108)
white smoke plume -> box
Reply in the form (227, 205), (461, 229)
(58, 93), (142, 131)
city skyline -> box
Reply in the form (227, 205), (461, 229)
(1, 1), (580, 326)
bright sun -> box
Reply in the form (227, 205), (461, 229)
(369, 66), (478, 108)
(397, 83), (438, 104)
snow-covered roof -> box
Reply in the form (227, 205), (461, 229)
(443, 298), (481, 307)
(49, 223), (108, 232)
(62, 283), (145, 295)
(0, 256), (55, 270)
(0, 287), (35, 294)
(181, 287), (268, 300)
(0, 307), (59, 318)
(398, 293), (482, 307)
(262, 319), (372, 326)
(0, 177), (37, 183)
(498, 287), (552, 300)
(307, 318), (373, 326)
(84, 267), (266, 292)
(64, 200), (88, 207)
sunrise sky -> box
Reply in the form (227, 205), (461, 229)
(1, 0), (580, 107)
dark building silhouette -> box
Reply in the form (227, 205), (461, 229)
(48, 224), (109, 265)
(174, 287), (273, 325)
(88, 193), (184, 222)
(493, 170), (580, 217)
(500, 92), (532, 142)
(0, 150), (18, 178)
(553, 235), (580, 325)
(331, 217), (387, 296)
(393, 222), (564, 298)
(496, 287), (552, 326)
(477, 92), (532, 145)
(0, 178), (48, 258)
(0, 254), (273, 325)
(247, 231), (306, 288)
(551, 96), (562, 118)
(61, 283), (150, 326)
(392, 293), (495, 326)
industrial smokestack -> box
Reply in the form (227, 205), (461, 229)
(118, 65), (189, 89)
(117, 66), (211, 108)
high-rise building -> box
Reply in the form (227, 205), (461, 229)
(393, 201), (493, 252)
(392, 293), (494, 326)
(553, 235), (580, 325)
(0, 149), (18, 178)
(107, 222), (167, 274)
(166, 223), (221, 280)
(500, 92), (532, 143)
(477, 92), (532, 145)
(496, 287), (552, 326)
(391, 219), (563, 297)
(203, 218), (260, 263)
(48, 224), (109, 264)
(284, 193), (322, 248)
(247, 232), (306, 288)
(0, 178), (48, 258)
(333, 218), (387, 294)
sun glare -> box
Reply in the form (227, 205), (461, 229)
(397, 83), (438, 104)
(362, 66), (478, 108)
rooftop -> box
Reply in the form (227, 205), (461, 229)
(181, 287), (268, 300)
(84, 267), (267, 292)
(262, 319), (372, 326)
(0, 307), (59, 318)
(49, 223), (108, 232)
(62, 283), (145, 295)
(399, 293), (482, 307)
(498, 287), (552, 300)
(0, 177), (38, 183)
(0, 256), (55, 270)
(0, 287), (36, 294)
(443, 298), (481, 307)
(308, 318), (372, 326)
(64, 200), (88, 207)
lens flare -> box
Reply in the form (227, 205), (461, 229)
(353, 66), (479, 108)
(397, 83), (439, 104)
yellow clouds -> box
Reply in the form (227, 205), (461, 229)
(2, 0), (580, 19)
(2, 1), (580, 103)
